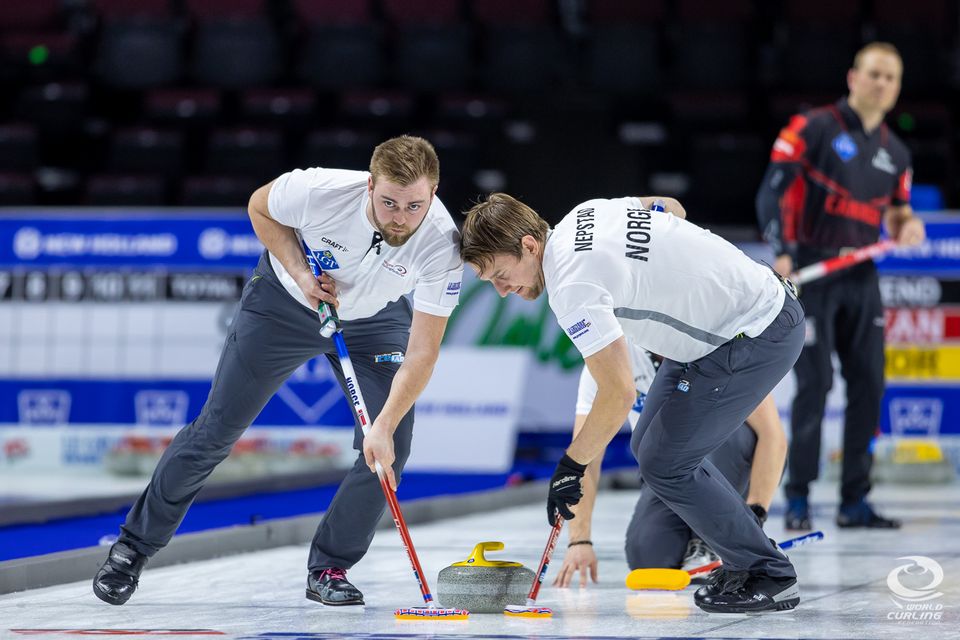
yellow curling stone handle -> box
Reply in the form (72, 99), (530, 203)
(451, 541), (523, 567)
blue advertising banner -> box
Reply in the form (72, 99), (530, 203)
(0, 212), (262, 269)
(0, 376), (356, 428)
(879, 214), (960, 276)
(881, 385), (960, 437)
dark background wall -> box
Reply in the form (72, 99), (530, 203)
(0, 0), (957, 230)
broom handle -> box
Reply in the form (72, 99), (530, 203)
(525, 516), (564, 605)
(792, 240), (897, 286)
(686, 531), (825, 576)
(304, 241), (436, 608)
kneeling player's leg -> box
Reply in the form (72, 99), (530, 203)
(625, 489), (692, 570)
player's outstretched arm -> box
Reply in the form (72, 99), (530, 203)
(554, 414), (602, 588)
(744, 393), (787, 512)
(566, 338), (635, 466)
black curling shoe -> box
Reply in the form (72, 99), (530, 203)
(306, 568), (364, 606)
(785, 497), (812, 531)
(694, 569), (800, 613)
(92, 541), (148, 605)
(837, 500), (901, 529)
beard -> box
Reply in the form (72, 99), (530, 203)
(519, 274), (545, 300)
(373, 217), (424, 247)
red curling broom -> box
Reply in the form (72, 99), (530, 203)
(503, 513), (564, 618)
(304, 242), (467, 621)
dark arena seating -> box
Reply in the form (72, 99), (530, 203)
(0, 0), (957, 225)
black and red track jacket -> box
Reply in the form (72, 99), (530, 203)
(756, 98), (912, 265)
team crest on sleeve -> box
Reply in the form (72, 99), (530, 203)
(831, 133), (858, 162)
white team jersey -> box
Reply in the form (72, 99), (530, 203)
(267, 167), (463, 321)
(544, 197), (785, 362)
(576, 341), (657, 428)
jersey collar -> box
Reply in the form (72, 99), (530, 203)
(836, 97), (886, 141)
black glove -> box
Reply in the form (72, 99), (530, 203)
(547, 454), (587, 526)
(749, 503), (768, 527)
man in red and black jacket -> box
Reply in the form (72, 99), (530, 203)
(756, 42), (925, 531)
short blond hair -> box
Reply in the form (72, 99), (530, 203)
(853, 42), (902, 70)
(369, 135), (439, 188)
(460, 193), (550, 272)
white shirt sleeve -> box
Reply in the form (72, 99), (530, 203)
(575, 365), (599, 415)
(267, 168), (315, 229)
(551, 281), (623, 358)
(413, 250), (463, 317)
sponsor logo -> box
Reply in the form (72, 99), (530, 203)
(13, 227), (177, 259)
(446, 281), (461, 295)
(18, 390), (71, 424)
(170, 273), (240, 300)
(2, 438), (30, 463)
(824, 193), (882, 227)
(382, 259), (408, 277)
(321, 236), (349, 252)
(374, 351), (405, 364)
(134, 391), (190, 426)
(63, 435), (113, 465)
(198, 228), (262, 260)
(885, 346), (960, 380)
(889, 398), (943, 437)
(13, 227), (41, 259)
(880, 277), (942, 308)
(416, 402), (508, 416)
(885, 556), (944, 623)
(566, 319), (592, 339)
(677, 379), (690, 393)
(632, 392), (646, 414)
(553, 474), (577, 488)
(872, 148), (897, 175)
(318, 249), (340, 270)
(831, 132), (858, 162)
(885, 308), (950, 343)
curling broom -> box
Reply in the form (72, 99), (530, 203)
(303, 242), (467, 621)
(791, 240), (897, 286)
(503, 514), (564, 618)
(626, 530), (824, 591)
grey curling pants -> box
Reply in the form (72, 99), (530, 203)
(629, 291), (804, 578)
(119, 251), (414, 572)
(625, 422), (757, 570)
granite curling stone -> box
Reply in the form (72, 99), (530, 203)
(436, 541), (535, 613)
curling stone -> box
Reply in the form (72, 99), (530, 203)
(436, 541), (535, 613)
